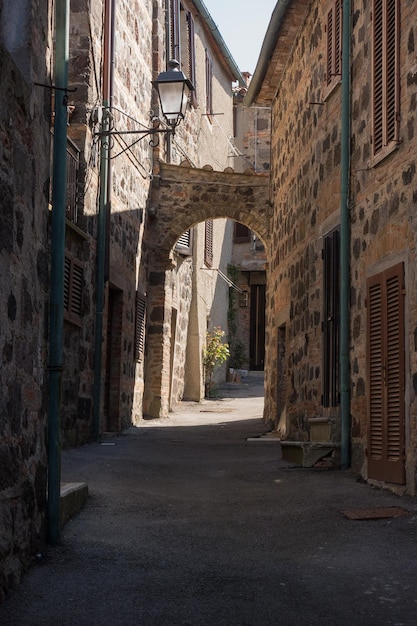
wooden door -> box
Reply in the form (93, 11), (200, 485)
(367, 263), (405, 484)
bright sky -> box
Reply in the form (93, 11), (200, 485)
(203, 0), (277, 75)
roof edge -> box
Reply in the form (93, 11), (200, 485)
(192, 0), (247, 88)
(244, 0), (291, 106)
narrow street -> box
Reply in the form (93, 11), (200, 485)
(2, 374), (417, 625)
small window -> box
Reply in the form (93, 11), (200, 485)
(66, 138), (79, 224)
(234, 223), (251, 243)
(204, 220), (213, 268)
(205, 50), (213, 120)
(169, 0), (196, 105)
(325, 0), (342, 89)
(175, 228), (193, 255)
(64, 253), (83, 325)
(135, 293), (146, 363)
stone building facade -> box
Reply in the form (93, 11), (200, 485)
(246, 0), (417, 494)
(0, 0), (268, 599)
(0, 0), (52, 601)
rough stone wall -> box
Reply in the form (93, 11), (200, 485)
(265, 1), (337, 440)
(0, 0), (52, 600)
(348, 1), (417, 490)
(264, 0), (417, 492)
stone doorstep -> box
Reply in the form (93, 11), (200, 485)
(60, 482), (89, 528)
(247, 432), (281, 442)
(280, 441), (341, 468)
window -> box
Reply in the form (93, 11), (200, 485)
(204, 220), (213, 268)
(175, 228), (193, 255)
(169, 0), (196, 105)
(322, 228), (340, 407)
(325, 0), (342, 89)
(205, 49), (213, 119)
(134, 293), (146, 363)
(66, 138), (79, 224)
(371, 0), (400, 158)
(234, 223), (251, 243)
(64, 253), (83, 325)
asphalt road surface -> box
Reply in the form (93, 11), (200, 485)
(2, 375), (417, 625)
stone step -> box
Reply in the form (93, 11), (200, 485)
(280, 441), (341, 468)
(60, 482), (88, 527)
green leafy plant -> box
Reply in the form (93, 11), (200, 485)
(203, 327), (230, 396)
(229, 340), (247, 370)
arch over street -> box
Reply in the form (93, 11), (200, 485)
(143, 162), (272, 418)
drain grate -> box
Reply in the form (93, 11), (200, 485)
(341, 507), (410, 520)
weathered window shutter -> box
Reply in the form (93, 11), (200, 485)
(169, 0), (181, 60)
(204, 219), (213, 267)
(372, 0), (400, 156)
(234, 222), (251, 243)
(64, 253), (83, 325)
(175, 228), (192, 255)
(135, 293), (146, 363)
(205, 49), (213, 118)
(367, 263), (405, 484)
(186, 11), (197, 106)
(325, 0), (342, 86)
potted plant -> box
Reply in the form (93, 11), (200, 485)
(203, 327), (230, 397)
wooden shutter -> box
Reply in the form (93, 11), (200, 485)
(367, 263), (405, 484)
(64, 254), (83, 325)
(205, 50), (213, 118)
(186, 11), (197, 106)
(135, 293), (146, 363)
(169, 0), (181, 60)
(325, 1), (342, 86)
(234, 223), (251, 243)
(326, 7), (333, 85)
(204, 219), (213, 267)
(175, 229), (192, 255)
(372, 0), (399, 156)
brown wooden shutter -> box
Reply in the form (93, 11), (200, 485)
(169, 0), (181, 60)
(326, 7), (333, 85)
(205, 50), (213, 118)
(372, 0), (399, 155)
(64, 254), (83, 325)
(373, 0), (384, 153)
(386, 0), (398, 144)
(135, 293), (146, 363)
(186, 11), (197, 106)
(334, 0), (342, 77)
(367, 263), (405, 484)
(204, 219), (213, 267)
(234, 223), (251, 243)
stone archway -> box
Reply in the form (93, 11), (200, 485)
(143, 162), (272, 418)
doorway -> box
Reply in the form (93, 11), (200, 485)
(104, 287), (123, 432)
(250, 284), (266, 370)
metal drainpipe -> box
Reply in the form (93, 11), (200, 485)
(340, 0), (352, 469)
(92, 0), (113, 439)
(47, 0), (69, 546)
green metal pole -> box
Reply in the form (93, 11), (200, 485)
(92, 106), (109, 440)
(47, 0), (69, 545)
(340, 0), (351, 469)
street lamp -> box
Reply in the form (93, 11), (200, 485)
(95, 59), (194, 143)
(153, 59), (194, 129)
